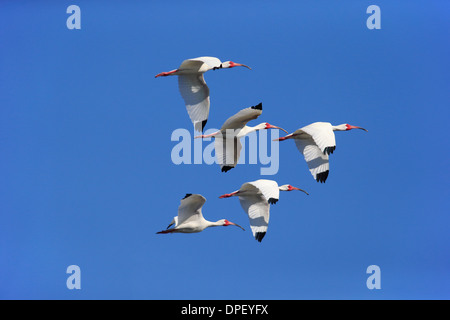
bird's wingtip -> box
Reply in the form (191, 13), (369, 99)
(201, 119), (208, 131)
(251, 102), (262, 110)
(316, 170), (329, 183)
(194, 120), (208, 133)
(324, 146), (336, 155)
(255, 232), (266, 242)
(221, 166), (234, 173)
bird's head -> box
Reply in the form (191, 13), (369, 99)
(279, 184), (309, 195)
(220, 61), (252, 70)
(220, 219), (245, 231)
(262, 123), (289, 134)
(334, 124), (368, 132)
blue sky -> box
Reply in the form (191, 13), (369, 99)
(1, 0), (449, 299)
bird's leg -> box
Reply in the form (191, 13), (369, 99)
(156, 228), (176, 234)
(273, 133), (295, 141)
(155, 69), (178, 78)
(194, 131), (221, 139)
(219, 191), (240, 198)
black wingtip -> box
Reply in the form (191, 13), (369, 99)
(182, 193), (193, 199)
(201, 119), (207, 131)
(316, 170), (329, 183)
(255, 232), (266, 242)
(221, 166), (234, 173)
(194, 120), (208, 133)
(324, 146), (336, 155)
(268, 198), (278, 205)
(251, 102), (262, 110)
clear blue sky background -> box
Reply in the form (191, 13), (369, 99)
(1, 0), (449, 299)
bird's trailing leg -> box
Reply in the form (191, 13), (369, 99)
(155, 69), (178, 78)
(219, 191), (240, 198)
(156, 228), (176, 234)
(194, 131), (221, 139)
(273, 133), (295, 141)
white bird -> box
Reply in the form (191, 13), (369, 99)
(219, 179), (308, 242)
(156, 193), (245, 234)
(155, 56), (251, 132)
(275, 122), (368, 183)
(195, 102), (288, 172)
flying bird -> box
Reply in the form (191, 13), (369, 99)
(219, 179), (308, 242)
(155, 56), (251, 132)
(195, 103), (288, 172)
(156, 194), (245, 234)
(275, 122), (368, 183)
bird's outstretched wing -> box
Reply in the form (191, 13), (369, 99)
(178, 74), (210, 132)
(299, 122), (336, 155)
(181, 57), (222, 70)
(238, 183), (271, 242)
(215, 135), (242, 172)
(220, 103), (263, 130)
(176, 57), (224, 132)
(293, 133), (330, 183)
(177, 194), (206, 225)
(247, 179), (280, 205)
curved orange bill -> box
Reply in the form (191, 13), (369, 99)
(291, 187), (309, 195)
(234, 63), (252, 70)
(267, 124), (289, 134)
(348, 125), (368, 132)
(228, 221), (245, 231)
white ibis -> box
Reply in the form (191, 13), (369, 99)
(275, 122), (368, 183)
(195, 102), (288, 172)
(155, 56), (251, 132)
(219, 179), (308, 242)
(156, 193), (245, 234)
